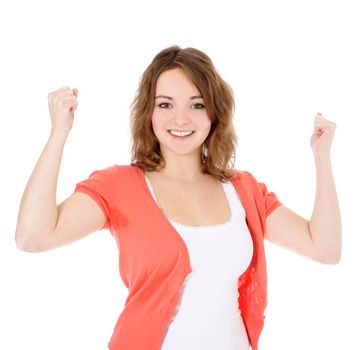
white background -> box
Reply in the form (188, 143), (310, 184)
(1, 0), (360, 349)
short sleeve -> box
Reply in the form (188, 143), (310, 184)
(258, 182), (282, 217)
(74, 169), (114, 231)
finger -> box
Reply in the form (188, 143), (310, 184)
(314, 113), (325, 123)
(57, 94), (77, 102)
(55, 91), (78, 101)
(314, 114), (336, 127)
(54, 96), (77, 110)
(315, 113), (335, 125)
(315, 119), (336, 130)
(54, 86), (71, 94)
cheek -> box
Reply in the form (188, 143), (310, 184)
(196, 113), (212, 130)
(151, 112), (164, 130)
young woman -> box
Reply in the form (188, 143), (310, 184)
(15, 46), (341, 350)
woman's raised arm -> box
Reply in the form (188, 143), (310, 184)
(15, 87), (106, 252)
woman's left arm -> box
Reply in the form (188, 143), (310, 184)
(265, 113), (342, 264)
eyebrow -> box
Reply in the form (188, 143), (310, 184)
(155, 95), (203, 100)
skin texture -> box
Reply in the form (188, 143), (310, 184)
(265, 114), (341, 264)
(16, 78), (341, 262)
(151, 69), (342, 264)
(151, 68), (212, 183)
(15, 87), (106, 252)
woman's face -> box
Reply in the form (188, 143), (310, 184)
(151, 68), (212, 157)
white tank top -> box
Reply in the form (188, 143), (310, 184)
(144, 176), (253, 350)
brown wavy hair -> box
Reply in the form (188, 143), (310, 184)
(129, 45), (238, 182)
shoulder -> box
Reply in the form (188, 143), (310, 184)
(87, 164), (139, 184)
(233, 169), (260, 186)
(93, 164), (137, 175)
(232, 169), (273, 199)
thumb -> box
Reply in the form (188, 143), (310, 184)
(70, 102), (78, 112)
(70, 88), (78, 112)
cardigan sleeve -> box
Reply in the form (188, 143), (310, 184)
(258, 181), (282, 217)
(73, 166), (118, 231)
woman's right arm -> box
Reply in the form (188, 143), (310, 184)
(15, 87), (106, 252)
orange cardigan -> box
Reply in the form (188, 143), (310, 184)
(75, 164), (282, 350)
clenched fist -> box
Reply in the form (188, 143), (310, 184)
(310, 113), (337, 157)
(48, 86), (78, 135)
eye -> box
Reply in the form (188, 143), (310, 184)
(192, 103), (205, 109)
(158, 102), (171, 109)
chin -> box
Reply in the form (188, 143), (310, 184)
(160, 143), (202, 156)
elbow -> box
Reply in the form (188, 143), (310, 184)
(15, 230), (42, 253)
(311, 228), (342, 265)
(318, 256), (341, 265)
(317, 249), (342, 265)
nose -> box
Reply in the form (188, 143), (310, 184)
(172, 106), (191, 128)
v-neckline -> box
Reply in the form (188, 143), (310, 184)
(143, 172), (234, 229)
(135, 166), (193, 274)
(134, 165), (255, 279)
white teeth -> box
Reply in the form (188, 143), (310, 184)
(169, 130), (194, 137)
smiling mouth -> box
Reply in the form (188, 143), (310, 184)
(167, 129), (195, 132)
(167, 130), (196, 138)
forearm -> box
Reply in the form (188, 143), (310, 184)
(15, 131), (68, 249)
(309, 154), (342, 263)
